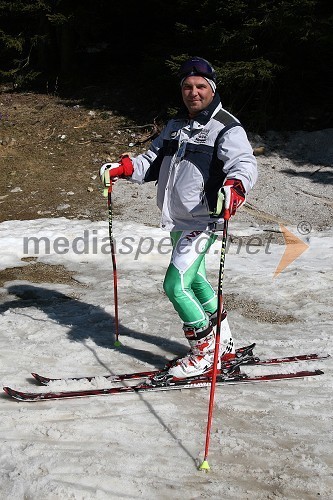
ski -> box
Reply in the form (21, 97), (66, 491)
(3, 369), (324, 402)
(31, 342), (256, 385)
(31, 350), (329, 386)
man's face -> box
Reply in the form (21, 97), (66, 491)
(181, 76), (215, 117)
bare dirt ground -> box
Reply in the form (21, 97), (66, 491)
(0, 90), (152, 222)
(1, 90), (332, 288)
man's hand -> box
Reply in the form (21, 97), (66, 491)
(99, 156), (134, 186)
(222, 179), (245, 220)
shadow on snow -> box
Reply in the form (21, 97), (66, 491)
(1, 284), (198, 463)
(2, 284), (187, 370)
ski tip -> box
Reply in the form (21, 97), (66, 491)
(114, 340), (122, 348)
(3, 386), (34, 402)
(3, 386), (17, 399)
(198, 460), (210, 472)
(31, 373), (49, 384)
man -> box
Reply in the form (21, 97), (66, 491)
(100, 57), (257, 380)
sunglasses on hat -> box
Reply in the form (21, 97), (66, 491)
(179, 57), (216, 82)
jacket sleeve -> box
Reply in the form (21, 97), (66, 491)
(130, 126), (168, 184)
(217, 126), (258, 193)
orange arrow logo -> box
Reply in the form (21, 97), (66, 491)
(274, 225), (309, 277)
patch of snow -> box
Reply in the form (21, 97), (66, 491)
(0, 217), (332, 499)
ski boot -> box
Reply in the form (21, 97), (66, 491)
(166, 315), (236, 380)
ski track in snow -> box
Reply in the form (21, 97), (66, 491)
(0, 218), (332, 499)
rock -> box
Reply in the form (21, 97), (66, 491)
(57, 203), (70, 211)
(0, 136), (16, 146)
(253, 146), (265, 156)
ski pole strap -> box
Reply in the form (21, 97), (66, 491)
(103, 168), (111, 197)
(209, 189), (225, 218)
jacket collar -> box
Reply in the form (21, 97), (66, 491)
(177, 93), (221, 125)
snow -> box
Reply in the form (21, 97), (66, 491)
(0, 217), (332, 499)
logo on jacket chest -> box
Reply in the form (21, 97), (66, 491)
(194, 128), (209, 143)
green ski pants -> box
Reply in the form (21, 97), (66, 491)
(163, 230), (218, 330)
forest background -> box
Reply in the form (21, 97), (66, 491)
(0, 0), (332, 132)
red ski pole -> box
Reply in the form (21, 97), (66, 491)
(199, 217), (229, 471)
(105, 171), (121, 347)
